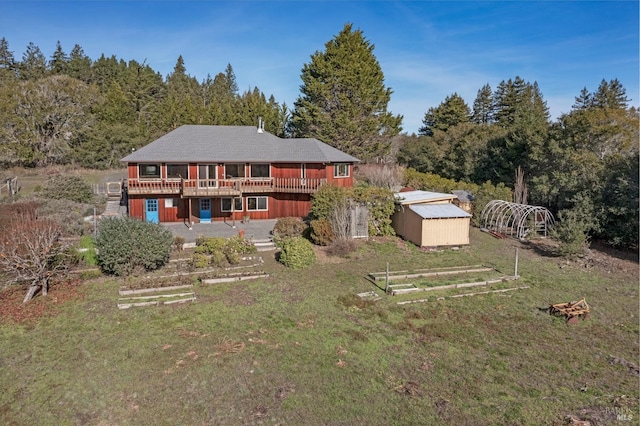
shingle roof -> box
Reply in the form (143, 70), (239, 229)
(451, 190), (475, 203)
(409, 203), (472, 219)
(394, 190), (456, 205)
(121, 125), (360, 163)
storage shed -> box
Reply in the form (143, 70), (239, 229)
(392, 190), (472, 247)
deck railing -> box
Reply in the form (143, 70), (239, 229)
(126, 177), (327, 196)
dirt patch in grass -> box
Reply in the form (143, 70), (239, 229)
(313, 245), (346, 264)
(221, 283), (257, 306)
(0, 279), (86, 323)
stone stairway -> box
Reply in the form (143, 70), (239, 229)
(102, 199), (124, 217)
(252, 238), (276, 252)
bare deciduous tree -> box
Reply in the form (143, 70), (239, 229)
(514, 166), (528, 205)
(0, 203), (70, 303)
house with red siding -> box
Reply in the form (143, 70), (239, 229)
(120, 124), (359, 224)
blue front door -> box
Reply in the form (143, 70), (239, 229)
(145, 199), (159, 223)
(200, 198), (211, 223)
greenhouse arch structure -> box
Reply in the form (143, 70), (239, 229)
(480, 200), (555, 239)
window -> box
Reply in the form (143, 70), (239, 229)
(224, 163), (245, 179)
(246, 196), (268, 211)
(250, 163), (270, 180)
(334, 163), (350, 178)
(165, 198), (180, 208)
(221, 197), (243, 212)
(139, 164), (160, 179)
(167, 164), (188, 179)
(198, 164), (217, 188)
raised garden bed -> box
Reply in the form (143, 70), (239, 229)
(117, 292), (196, 309)
(389, 276), (519, 295)
(201, 271), (269, 285)
(369, 265), (493, 282)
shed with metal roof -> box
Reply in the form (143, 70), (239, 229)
(392, 190), (471, 247)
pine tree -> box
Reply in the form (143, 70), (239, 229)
(19, 42), (47, 80)
(593, 78), (629, 109)
(572, 87), (592, 110)
(68, 44), (92, 82)
(419, 93), (470, 136)
(49, 41), (69, 75)
(290, 23), (402, 160)
(0, 37), (17, 84)
(472, 83), (493, 124)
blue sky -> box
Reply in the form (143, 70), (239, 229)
(1, 1), (638, 134)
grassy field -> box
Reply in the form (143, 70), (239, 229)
(0, 228), (638, 425)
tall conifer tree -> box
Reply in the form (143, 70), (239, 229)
(291, 23), (402, 160)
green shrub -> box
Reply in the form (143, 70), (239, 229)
(224, 236), (257, 255)
(309, 185), (350, 220)
(279, 237), (316, 269)
(310, 219), (335, 246)
(95, 217), (173, 276)
(77, 235), (97, 266)
(191, 236), (256, 268)
(43, 175), (94, 203)
(551, 208), (590, 258)
(224, 246), (241, 265)
(195, 237), (226, 254)
(191, 253), (210, 269)
(210, 251), (227, 268)
(273, 217), (308, 238)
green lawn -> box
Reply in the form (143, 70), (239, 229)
(1, 228), (638, 425)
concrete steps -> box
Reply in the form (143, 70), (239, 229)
(252, 238), (276, 252)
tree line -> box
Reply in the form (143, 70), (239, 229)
(0, 23), (637, 249)
(0, 38), (289, 169)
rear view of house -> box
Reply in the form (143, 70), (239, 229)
(121, 124), (359, 224)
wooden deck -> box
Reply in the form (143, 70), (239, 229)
(126, 177), (326, 197)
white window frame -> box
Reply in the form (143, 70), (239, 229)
(221, 197), (243, 212)
(250, 163), (271, 180)
(198, 164), (218, 188)
(138, 163), (161, 179)
(246, 196), (268, 211)
(165, 198), (180, 208)
(333, 163), (350, 178)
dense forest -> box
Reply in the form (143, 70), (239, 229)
(0, 28), (637, 249)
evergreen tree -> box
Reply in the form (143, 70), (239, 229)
(19, 42), (47, 80)
(206, 64), (239, 124)
(162, 55), (201, 128)
(290, 23), (402, 160)
(419, 92), (470, 136)
(472, 83), (493, 124)
(0, 37), (17, 82)
(572, 87), (592, 110)
(593, 78), (629, 109)
(49, 40), (69, 75)
(68, 44), (92, 82)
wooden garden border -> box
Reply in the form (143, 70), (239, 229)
(389, 275), (518, 296)
(201, 272), (269, 285)
(369, 265), (493, 282)
(397, 286), (530, 305)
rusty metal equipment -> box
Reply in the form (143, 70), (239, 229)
(548, 298), (590, 323)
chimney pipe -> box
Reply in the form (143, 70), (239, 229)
(257, 117), (263, 133)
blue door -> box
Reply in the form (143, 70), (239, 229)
(200, 198), (211, 223)
(145, 199), (159, 223)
